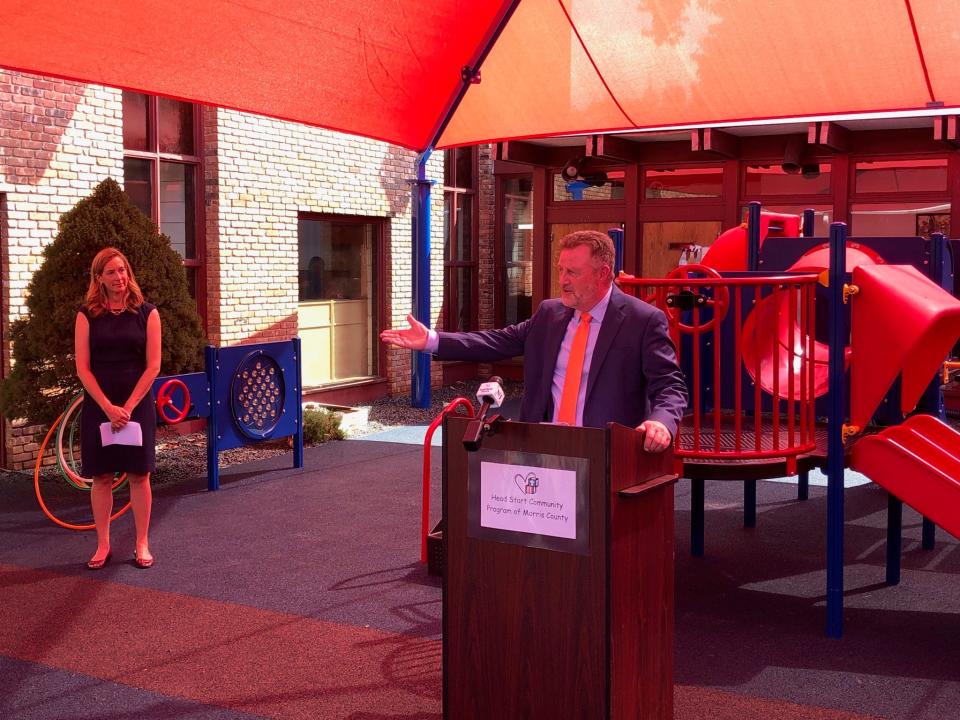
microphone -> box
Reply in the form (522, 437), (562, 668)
(462, 376), (505, 452)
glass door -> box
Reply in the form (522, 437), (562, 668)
(298, 217), (379, 388)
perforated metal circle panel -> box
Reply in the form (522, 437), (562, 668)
(230, 351), (285, 439)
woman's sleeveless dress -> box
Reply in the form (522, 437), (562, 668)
(79, 302), (157, 475)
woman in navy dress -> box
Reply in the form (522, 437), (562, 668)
(75, 248), (161, 570)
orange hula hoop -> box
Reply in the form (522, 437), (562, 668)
(34, 411), (131, 531)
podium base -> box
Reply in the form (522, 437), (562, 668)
(427, 521), (444, 577)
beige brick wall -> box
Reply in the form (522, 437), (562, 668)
(0, 72), (469, 467)
(0, 71), (123, 342)
(0, 71), (124, 469)
(206, 109), (446, 395)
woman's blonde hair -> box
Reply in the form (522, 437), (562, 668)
(85, 247), (144, 317)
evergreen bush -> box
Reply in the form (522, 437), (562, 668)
(302, 408), (345, 444)
(0, 178), (206, 427)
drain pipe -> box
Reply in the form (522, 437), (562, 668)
(408, 0), (522, 408)
(411, 150), (434, 408)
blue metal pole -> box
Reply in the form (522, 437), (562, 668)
(802, 208), (816, 238)
(205, 345), (220, 491)
(292, 336), (304, 469)
(607, 227), (624, 275)
(747, 201), (762, 270)
(691, 478), (705, 557)
(744, 480), (757, 528)
(886, 494), (902, 585)
(826, 221), (847, 637)
(919, 231), (949, 549)
(926, 235), (949, 414)
(410, 150), (434, 409)
(406, 1), (521, 410)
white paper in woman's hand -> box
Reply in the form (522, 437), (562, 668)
(99, 421), (142, 447)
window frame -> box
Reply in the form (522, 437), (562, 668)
(642, 163), (726, 206)
(297, 212), (387, 386)
(122, 92), (206, 326)
(495, 173), (535, 327)
(846, 153), (952, 237)
(741, 161), (833, 200)
(849, 153), (951, 204)
(443, 146), (479, 332)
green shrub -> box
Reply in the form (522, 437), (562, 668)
(0, 178), (205, 427)
(302, 407), (345, 444)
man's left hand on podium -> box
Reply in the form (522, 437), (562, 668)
(635, 420), (671, 453)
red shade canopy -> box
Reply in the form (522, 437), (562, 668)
(2, 0), (958, 150)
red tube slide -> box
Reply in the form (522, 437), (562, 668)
(741, 243), (881, 399)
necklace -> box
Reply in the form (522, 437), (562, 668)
(107, 294), (127, 315)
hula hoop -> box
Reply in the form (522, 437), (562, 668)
(54, 393), (127, 492)
(35, 401), (131, 531)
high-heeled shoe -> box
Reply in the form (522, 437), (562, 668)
(86, 551), (112, 570)
(133, 550), (154, 569)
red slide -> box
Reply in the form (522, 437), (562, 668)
(850, 414), (960, 539)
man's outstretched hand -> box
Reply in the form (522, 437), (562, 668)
(380, 313), (429, 351)
(635, 420), (672, 453)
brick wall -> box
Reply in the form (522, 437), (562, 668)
(478, 145), (496, 331)
(205, 110), (445, 395)
(0, 70), (124, 469)
(0, 73), (459, 467)
(0, 71), (123, 333)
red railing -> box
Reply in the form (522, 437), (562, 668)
(420, 397), (475, 563)
(618, 272), (820, 473)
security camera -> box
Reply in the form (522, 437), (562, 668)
(561, 158), (583, 181)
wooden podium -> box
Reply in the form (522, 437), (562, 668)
(442, 417), (677, 720)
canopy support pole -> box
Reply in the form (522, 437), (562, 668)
(411, 151), (434, 408)
(826, 221), (848, 638)
(409, 0), (522, 408)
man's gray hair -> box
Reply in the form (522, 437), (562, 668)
(559, 230), (615, 270)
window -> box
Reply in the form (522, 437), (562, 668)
(444, 147), (478, 331)
(121, 90), (203, 305)
(501, 176), (533, 325)
(744, 163), (831, 196)
(854, 159), (947, 194)
(850, 202), (951, 237)
(641, 221), (722, 279)
(553, 170), (625, 201)
(850, 158), (950, 238)
(644, 166), (723, 199)
(297, 217), (380, 387)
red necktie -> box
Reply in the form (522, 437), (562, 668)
(557, 312), (591, 425)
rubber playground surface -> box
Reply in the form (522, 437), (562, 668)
(1, 430), (958, 720)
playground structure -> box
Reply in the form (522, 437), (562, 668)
(34, 339), (305, 530)
(618, 202), (960, 636)
(413, 204), (960, 635)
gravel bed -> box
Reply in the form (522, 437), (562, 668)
(15, 380), (523, 490)
(349, 378), (523, 436)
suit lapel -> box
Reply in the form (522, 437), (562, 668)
(585, 289), (626, 403)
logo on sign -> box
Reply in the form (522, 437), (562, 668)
(514, 472), (540, 495)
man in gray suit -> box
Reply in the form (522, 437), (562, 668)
(381, 230), (686, 452)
